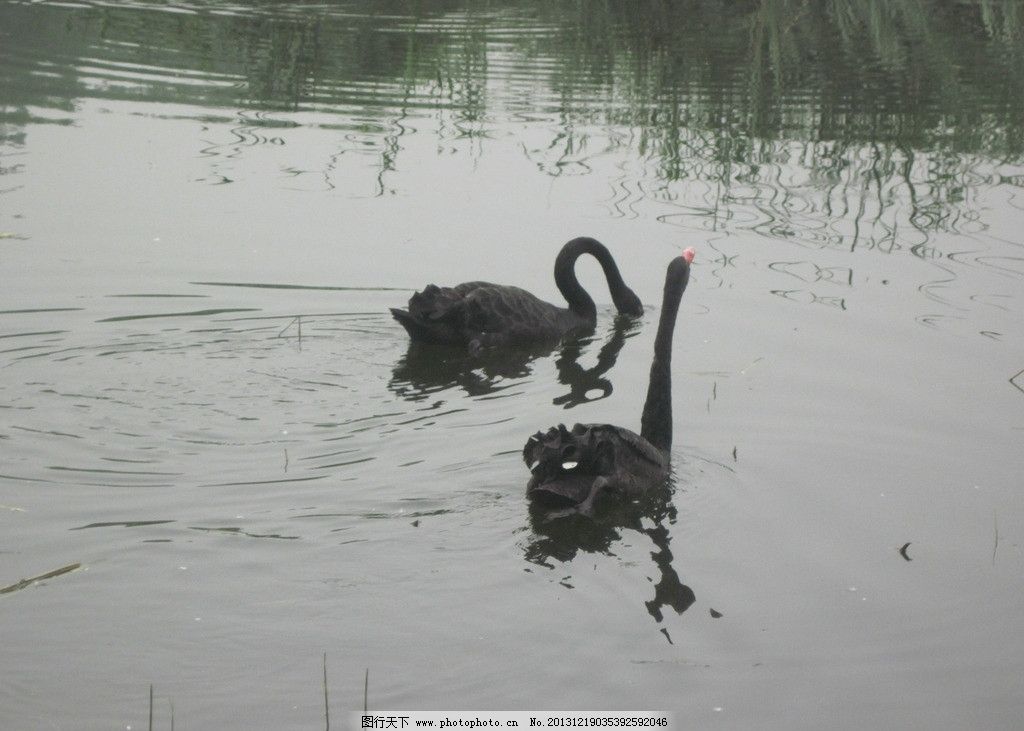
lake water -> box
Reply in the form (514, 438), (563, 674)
(2, 1), (1023, 728)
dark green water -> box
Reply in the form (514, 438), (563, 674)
(1, 1), (1023, 728)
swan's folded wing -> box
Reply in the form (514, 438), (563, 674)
(462, 285), (566, 341)
(590, 424), (667, 469)
(523, 423), (668, 504)
(407, 281), (492, 321)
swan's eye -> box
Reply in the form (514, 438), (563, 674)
(561, 461), (579, 470)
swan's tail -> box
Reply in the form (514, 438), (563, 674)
(391, 306), (467, 345)
(391, 307), (421, 334)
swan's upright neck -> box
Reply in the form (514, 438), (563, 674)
(554, 237), (640, 321)
(639, 250), (693, 453)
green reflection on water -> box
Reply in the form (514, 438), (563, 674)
(1, 0), (1022, 246)
(3, 1), (1021, 146)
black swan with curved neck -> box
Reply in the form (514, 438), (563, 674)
(524, 248), (695, 513)
(390, 237), (643, 352)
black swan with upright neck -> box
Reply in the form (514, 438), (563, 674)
(524, 247), (695, 513)
(390, 237), (643, 352)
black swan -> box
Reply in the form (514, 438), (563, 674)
(390, 237), (643, 352)
(523, 247), (695, 513)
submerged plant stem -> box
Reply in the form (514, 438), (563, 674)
(0, 562), (81, 595)
(323, 652), (330, 731)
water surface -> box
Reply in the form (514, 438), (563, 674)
(2, 1), (1023, 729)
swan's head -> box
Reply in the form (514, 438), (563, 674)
(612, 287), (644, 317)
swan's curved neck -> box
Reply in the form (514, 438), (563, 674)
(639, 257), (690, 453)
(554, 237), (632, 320)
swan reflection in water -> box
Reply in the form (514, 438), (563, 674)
(523, 479), (696, 640)
(552, 317), (641, 408)
(389, 316), (639, 404)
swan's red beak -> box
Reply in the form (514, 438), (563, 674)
(682, 247), (695, 264)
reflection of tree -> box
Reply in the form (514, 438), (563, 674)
(545, 0), (1024, 157)
(523, 477), (695, 642)
(3, 0), (1022, 241)
(5, 0), (1021, 149)
(532, 0), (1024, 252)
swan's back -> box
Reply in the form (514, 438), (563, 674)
(524, 423), (669, 505)
(393, 282), (583, 348)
